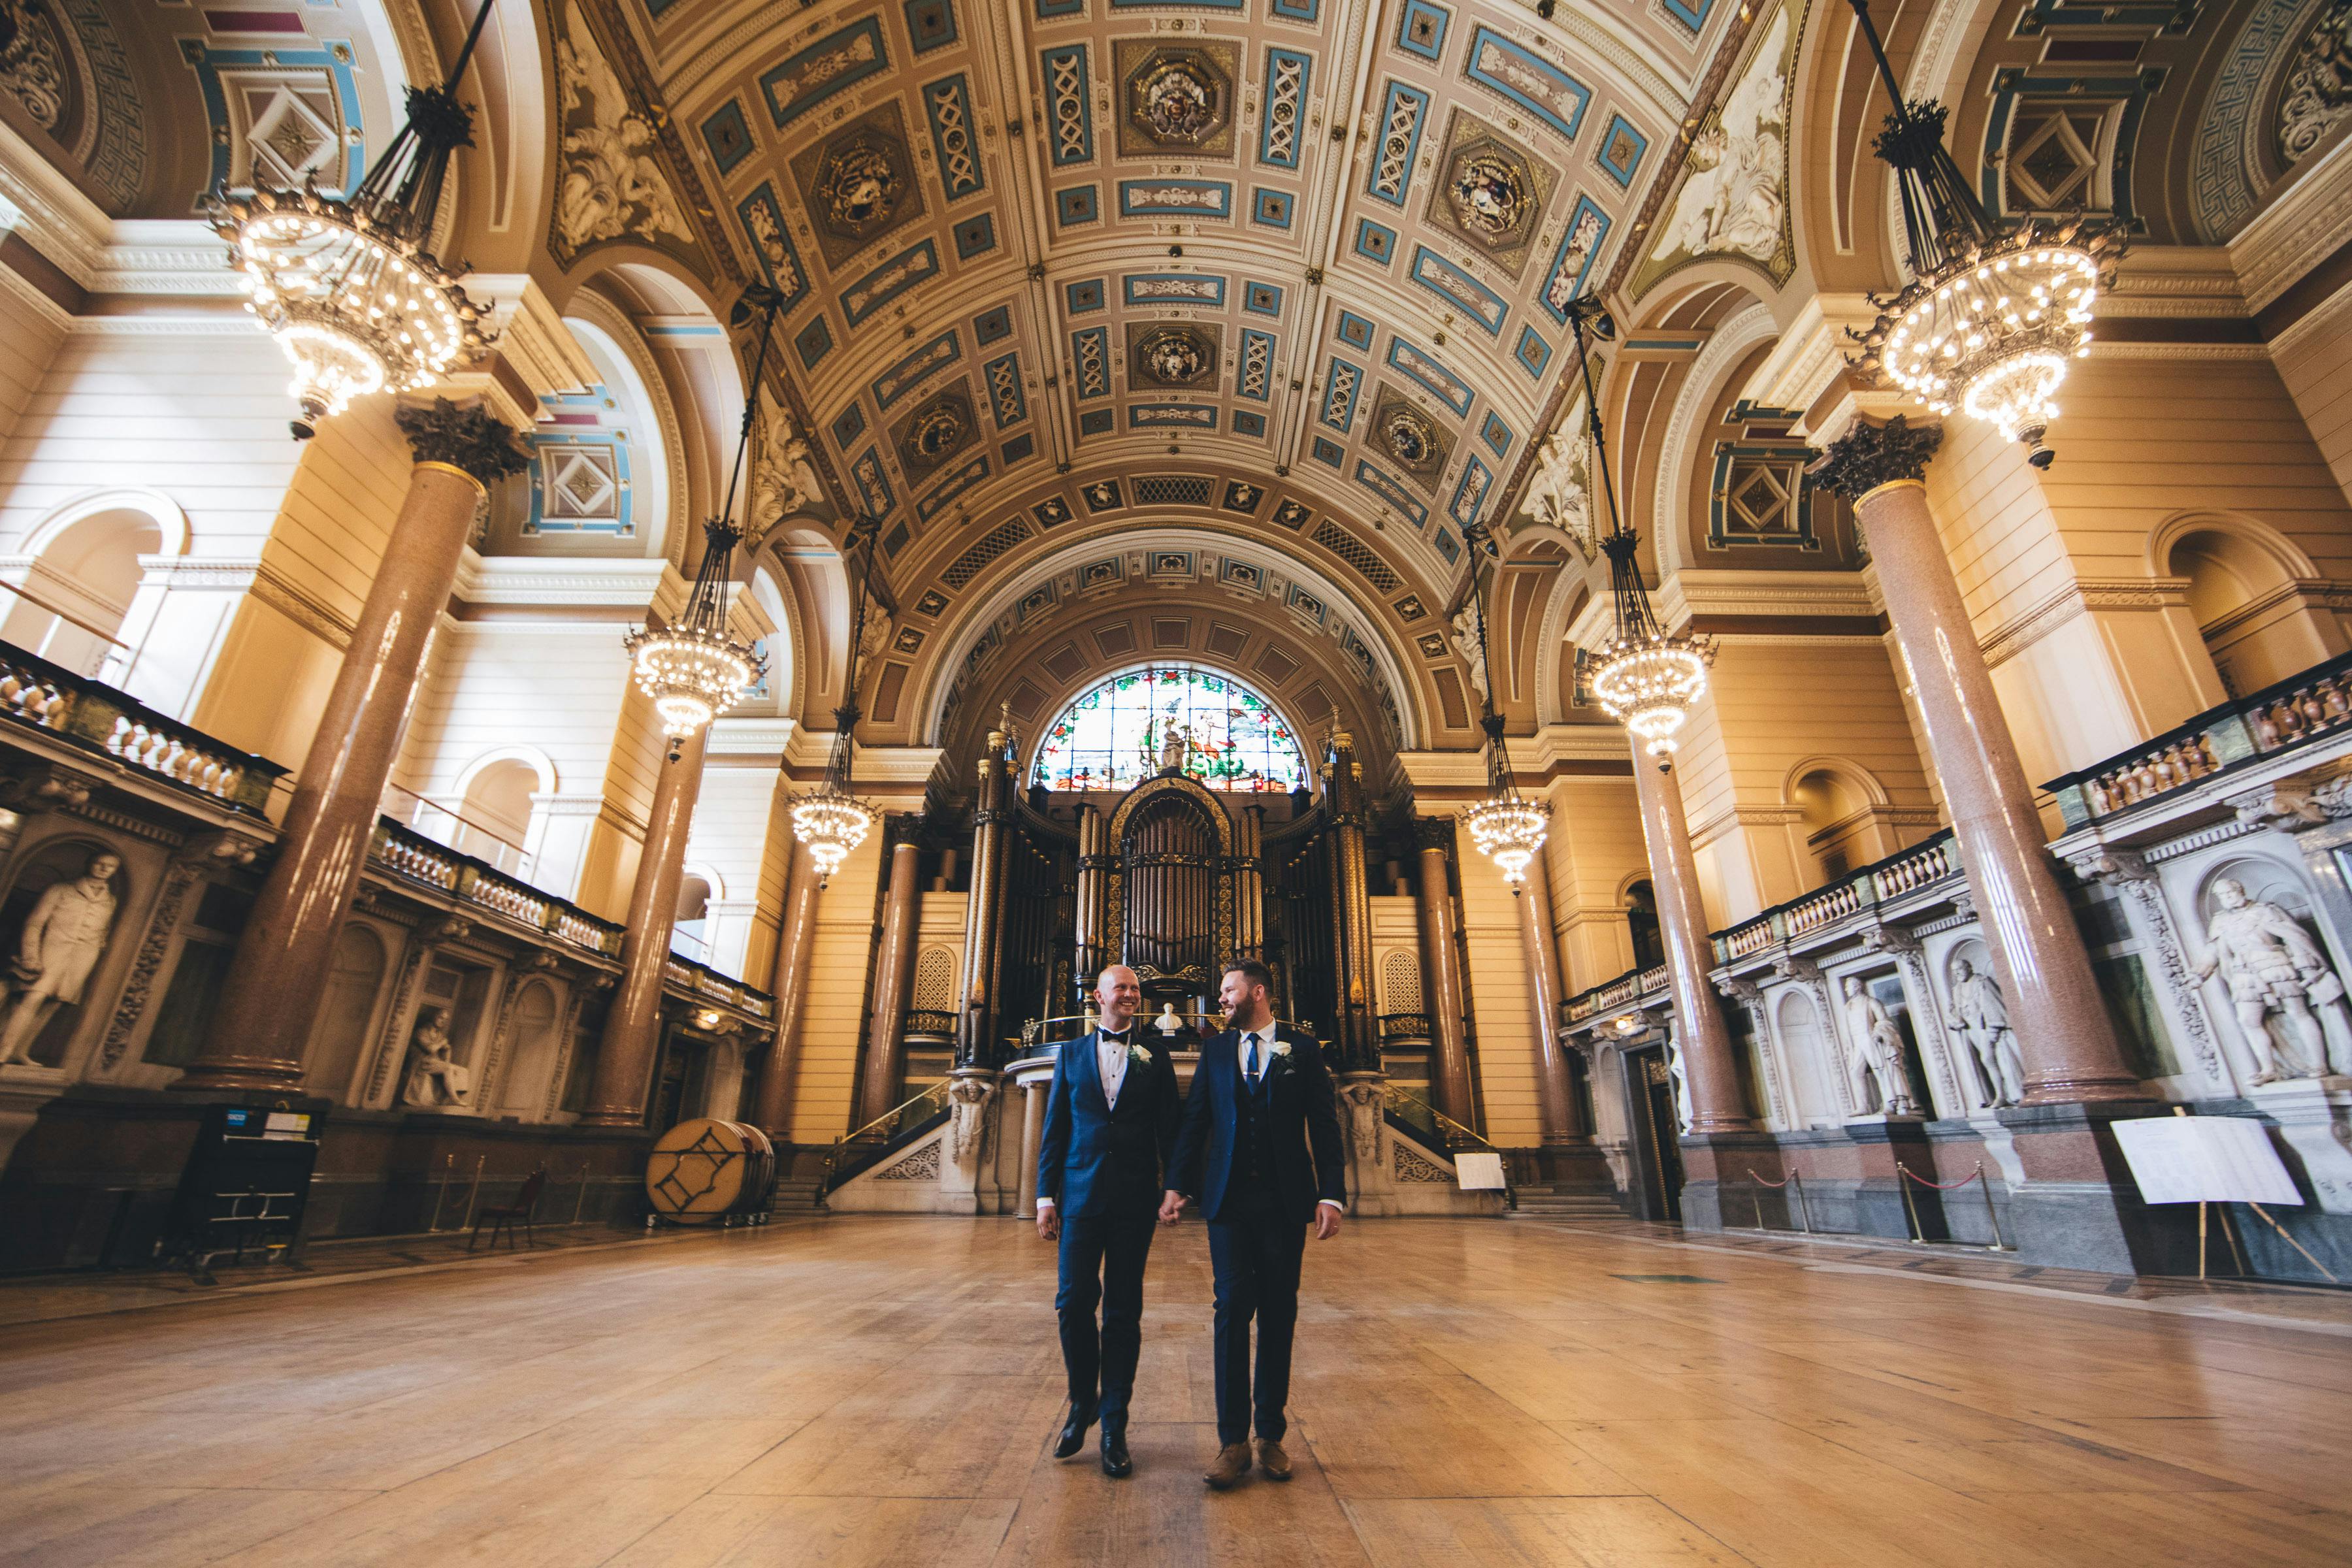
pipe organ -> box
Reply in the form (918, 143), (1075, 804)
(945, 727), (1380, 1069)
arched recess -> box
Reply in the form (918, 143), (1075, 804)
(740, 560), (804, 721)
(304, 923), (389, 1102)
(1024, 664), (1315, 795)
(446, 745), (555, 875)
(5, 488), (190, 685)
(2149, 511), (2345, 697)
(1780, 755), (1897, 885)
(673, 864), (719, 960)
(764, 528), (851, 725)
(1619, 875), (1665, 972)
(493, 979), (564, 1120)
(1645, 299), (1779, 578)
(557, 298), (685, 561)
(913, 531), (1428, 757)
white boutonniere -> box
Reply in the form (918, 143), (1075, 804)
(1268, 1041), (1292, 1060)
(1129, 1043), (1152, 1066)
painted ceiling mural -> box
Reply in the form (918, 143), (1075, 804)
(619, 0), (1731, 743)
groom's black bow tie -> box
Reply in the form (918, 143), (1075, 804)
(1099, 1029), (1129, 1043)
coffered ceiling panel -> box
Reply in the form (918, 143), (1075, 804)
(638, 0), (1727, 706)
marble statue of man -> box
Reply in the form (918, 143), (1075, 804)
(0, 851), (121, 1066)
(2195, 877), (2349, 1081)
(1946, 958), (2025, 1107)
(400, 1006), (472, 1107)
(1839, 975), (1920, 1116)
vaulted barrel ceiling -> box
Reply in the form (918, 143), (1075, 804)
(574, 0), (1733, 747)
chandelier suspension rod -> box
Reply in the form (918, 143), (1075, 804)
(351, 0), (496, 227)
(1841, 0), (1994, 276)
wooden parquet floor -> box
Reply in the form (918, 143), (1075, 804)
(5, 1215), (2350, 1566)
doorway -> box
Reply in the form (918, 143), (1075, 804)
(1622, 1045), (1684, 1222)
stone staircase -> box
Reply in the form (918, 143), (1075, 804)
(1505, 1186), (1630, 1221)
(770, 1179), (827, 1215)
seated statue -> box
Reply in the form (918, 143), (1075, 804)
(401, 1006), (473, 1107)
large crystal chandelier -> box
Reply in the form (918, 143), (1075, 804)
(211, 0), (496, 439)
(1840, 0), (2123, 468)
(625, 285), (781, 760)
(1458, 520), (1549, 886)
(1567, 297), (1713, 768)
(789, 514), (882, 886)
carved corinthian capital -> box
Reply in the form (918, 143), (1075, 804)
(395, 398), (531, 485)
(1806, 414), (1944, 500)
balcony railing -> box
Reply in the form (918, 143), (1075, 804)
(1710, 828), (1961, 964)
(0, 642), (284, 815)
(2046, 647), (2352, 826)
(1565, 962), (1671, 1023)
(904, 1009), (958, 1037)
(1379, 1011), (1433, 1041)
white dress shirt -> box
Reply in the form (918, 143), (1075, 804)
(1038, 1022), (1135, 1213)
(1235, 1024), (1344, 1213)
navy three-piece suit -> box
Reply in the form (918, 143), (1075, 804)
(1035, 1026), (1181, 1430)
(1168, 1026), (1347, 1446)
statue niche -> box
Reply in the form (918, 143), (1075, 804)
(1105, 775), (1233, 997)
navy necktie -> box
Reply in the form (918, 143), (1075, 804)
(1245, 1032), (1261, 1089)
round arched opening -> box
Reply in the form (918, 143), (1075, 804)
(1029, 665), (1311, 794)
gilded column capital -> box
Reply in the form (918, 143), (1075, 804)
(1806, 414), (1943, 500)
(395, 397), (531, 486)
(1412, 816), (1456, 856)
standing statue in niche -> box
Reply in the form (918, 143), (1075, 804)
(2195, 876), (2352, 1081)
(1840, 975), (1921, 1116)
(0, 851), (120, 1066)
(400, 1005), (473, 1107)
(1946, 957), (2026, 1107)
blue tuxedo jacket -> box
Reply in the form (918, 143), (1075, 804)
(1036, 1029), (1183, 1218)
(1169, 1027), (1347, 1226)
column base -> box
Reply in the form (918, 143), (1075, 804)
(1674, 1131), (1788, 1233)
(1994, 1099), (2199, 1274)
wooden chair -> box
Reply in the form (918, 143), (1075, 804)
(470, 1168), (547, 1252)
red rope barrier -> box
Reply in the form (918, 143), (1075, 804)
(1750, 1171), (1794, 1189)
(1896, 1164), (1984, 1191)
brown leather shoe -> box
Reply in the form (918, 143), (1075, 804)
(1256, 1437), (1293, 1481)
(1203, 1442), (1252, 1490)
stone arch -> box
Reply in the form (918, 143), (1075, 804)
(493, 977), (564, 1120)
(1780, 755), (1899, 884)
(2150, 510), (2343, 696)
(304, 922), (391, 1102)
(5, 489), (191, 683)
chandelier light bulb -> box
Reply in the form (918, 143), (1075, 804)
(1590, 633), (1712, 764)
(623, 621), (760, 751)
(1462, 794), (1550, 885)
(790, 791), (875, 887)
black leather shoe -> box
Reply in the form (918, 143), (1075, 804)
(1054, 1411), (1094, 1460)
(1101, 1426), (1132, 1478)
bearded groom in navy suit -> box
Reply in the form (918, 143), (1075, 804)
(1160, 957), (1347, 1490)
(1036, 962), (1181, 1478)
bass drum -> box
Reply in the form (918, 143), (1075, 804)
(643, 1117), (776, 1225)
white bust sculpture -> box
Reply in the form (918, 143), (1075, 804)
(0, 850), (122, 1066)
(1840, 974), (1920, 1116)
(2195, 876), (2349, 1081)
(1154, 1001), (1184, 1038)
(400, 1005), (473, 1107)
(1946, 957), (2025, 1107)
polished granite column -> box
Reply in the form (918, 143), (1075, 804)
(1414, 826), (1475, 1127)
(751, 841), (823, 1139)
(180, 400), (527, 1092)
(1629, 747), (1755, 1134)
(854, 830), (923, 1126)
(1518, 859), (1584, 1143)
(576, 727), (710, 1128)
(1811, 417), (2138, 1104)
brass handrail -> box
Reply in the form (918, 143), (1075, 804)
(826, 1079), (954, 1171)
(1383, 1082), (1497, 1154)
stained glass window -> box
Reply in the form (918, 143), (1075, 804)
(1030, 666), (1309, 793)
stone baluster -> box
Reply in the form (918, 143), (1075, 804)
(180, 400), (528, 1092)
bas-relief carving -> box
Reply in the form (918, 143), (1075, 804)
(2278, 0), (2352, 169)
(2068, 848), (2232, 1091)
(0, 849), (120, 1068)
(751, 399), (824, 536)
(553, 0), (693, 263)
(1631, 2), (1796, 297)
(1449, 602), (1489, 700)
(1427, 114), (1554, 278)
(790, 103), (926, 269)
(1115, 41), (1238, 159)
(1521, 426), (1592, 555)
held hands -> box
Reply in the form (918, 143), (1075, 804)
(1037, 1205), (1060, 1241)
(1158, 1189), (1187, 1226)
(1315, 1205), (1343, 1242)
